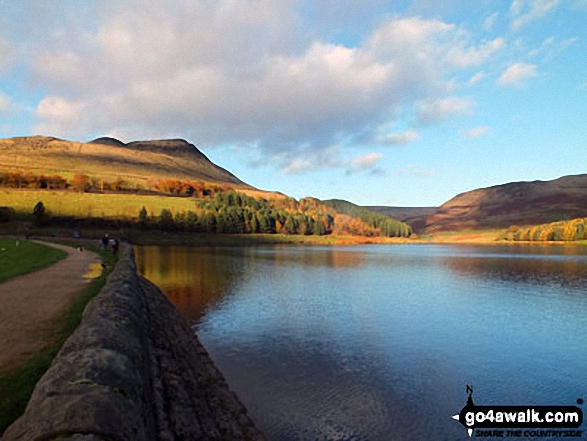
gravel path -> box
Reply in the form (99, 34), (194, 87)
(0, 241), (101, 373)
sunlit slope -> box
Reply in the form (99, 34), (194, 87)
(0, 136), (252, 188)
(425, 174), (587, 232)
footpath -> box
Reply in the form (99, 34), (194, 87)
(0, 241), (101, 373)
(2, 246), (265, 441)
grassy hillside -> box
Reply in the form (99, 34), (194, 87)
(0, 136), (251, 189)
(425, 174), (587, 232)
(0, 189), (197, 219)
(0, 188), (414, 239)
(322, 199), (412, 237)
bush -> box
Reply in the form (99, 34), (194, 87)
(33, 201), (50, 226)
(0, 207), (15, 222)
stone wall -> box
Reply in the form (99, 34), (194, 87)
(2, 247), (265, 441)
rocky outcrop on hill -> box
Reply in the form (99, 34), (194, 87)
(2, 247), (265, 441)
(424, 174), (587, 232)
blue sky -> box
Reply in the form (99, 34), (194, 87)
(0, 0), (585, 206)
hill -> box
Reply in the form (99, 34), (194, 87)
(0, 136), (251, 189)
(424, 174), (587, 232)
(365, 206), (435, 233)
(322, 199), (412, 237)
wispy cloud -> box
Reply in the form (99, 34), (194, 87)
(347, 153), (385, 175)
(497, 62), (537, 86)
(483, 12), (499, 31)
(510, 0), (561, 30)
(468, 72), (485, 86)
(379, 130), (419, 145)
(0, 92), (14, 114)
(460, 126), (490, 138)
(279, 146), (384, 176)
(0, 37), (13, 74)
(528, 36), (578, 60)
(417, 97), (473, 124)
(281, 146), (343, 175)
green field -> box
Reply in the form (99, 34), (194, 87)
(0, 189), (198, 219)
(0, 239), (67, 284)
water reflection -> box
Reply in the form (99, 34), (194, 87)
(136, 244), (587, 441)
(439, 246), (587, 290)
(135, 246), (244, 322)
(135, 246), (367, 323)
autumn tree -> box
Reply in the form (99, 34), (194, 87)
(72, 174), (90, 193)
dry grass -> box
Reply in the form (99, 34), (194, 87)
(0, 136), (251, 189)
(415, 229), (506, 244)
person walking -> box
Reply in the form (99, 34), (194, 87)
(101, 234), (109, 250)
(111, 238), (119, 255)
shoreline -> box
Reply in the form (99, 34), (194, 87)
(2, 246), (265, 441)
(2, 228), (587, 249)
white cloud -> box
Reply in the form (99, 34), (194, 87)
(529, 36), (578, 60)
(460, 126), (490, 138)
(444, 38), (505, 68)
(279, 147), (383, 176)
(19, 2), (507, 170)
(511, 0), (561, 30)
(417, 97), (473, 124)
(497, 62), (537, 86)
(281, 146), (343, 175)
(348, 152), (385, 175)
(468, 72), (485, 86)
(351, 152), (381, 168)
(0, 92), (13, 113)
(380, 130), (419, 145)
(35, 96), (84, 122)
(483, 12), (499, 31)
(528, 36), (556, 57)
(510, 0), (526, 16)
(0, 37), (13, 74)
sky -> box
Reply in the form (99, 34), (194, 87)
(0, 0), (586, 207)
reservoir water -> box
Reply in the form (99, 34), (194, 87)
(135, 244), (587, 440)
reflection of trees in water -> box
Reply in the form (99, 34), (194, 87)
(442, 252), (587, 290)
(253, 247), (365, 268)
(135, 246), (245, 323)
(134, 246), (367, 322)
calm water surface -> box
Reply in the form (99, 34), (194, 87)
(135, 244), (587, 440)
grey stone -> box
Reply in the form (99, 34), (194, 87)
(2, 246), (265, 441)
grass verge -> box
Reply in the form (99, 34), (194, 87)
(0, 239), (67, 284)
(0, 244), (117, 435)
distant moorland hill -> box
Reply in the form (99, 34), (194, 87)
(0, 136), (251, 189)
(365, 206), (436, 233)
(424, 174), (587, 232)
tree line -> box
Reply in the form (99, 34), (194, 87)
(502, 218), (587, 241)
(142, 192), (334, 235)
(322, 199), (412, 238)
(0, 170), (231, 197)
(140, 192), (412, 238)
